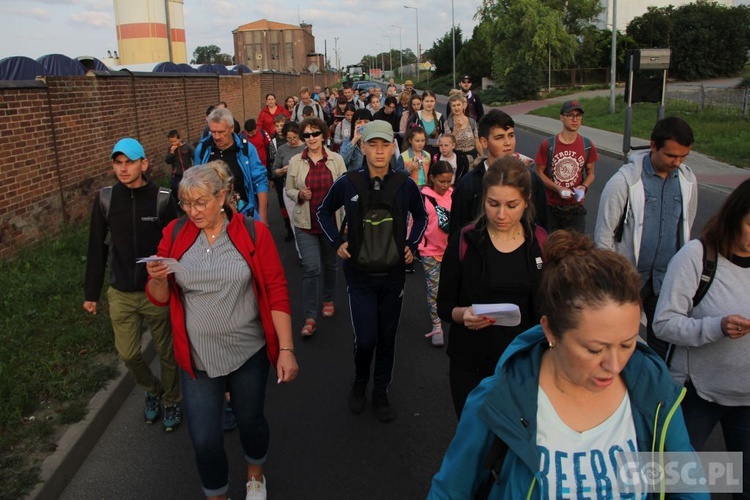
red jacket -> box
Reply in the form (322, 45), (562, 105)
(146, 212), (290, 378)
(257, 106), (290, 137)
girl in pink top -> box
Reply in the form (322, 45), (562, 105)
(418, 161), (454, 346)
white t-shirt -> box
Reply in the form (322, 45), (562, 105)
(536, 388), (643, 499)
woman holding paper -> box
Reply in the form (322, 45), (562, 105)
(145, 161), (298, 500)
(437, 155), (546, 418)
(430, 231), (701, 499)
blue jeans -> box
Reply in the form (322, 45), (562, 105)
(180, 347), (270, 497)
(681, 382), (750, 499)
(346, 271), (405, 396)
(295, 229), (337, 319)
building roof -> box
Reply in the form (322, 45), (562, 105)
(233, 19), (301, 32)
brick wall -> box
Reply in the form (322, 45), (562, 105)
(0, 71), (336, 259)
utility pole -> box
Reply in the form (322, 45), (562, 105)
(334, 37), (339, 73)
(391, 24), (403, 80)
(382, 35), (392, 72)
(404, 5), (419, 82)
(451, 0), (456, 89)
(610, 0), (618, 114)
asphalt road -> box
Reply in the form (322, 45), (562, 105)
(60, 127), (728, 500)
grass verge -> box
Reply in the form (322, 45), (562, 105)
(0, 224), (119, 500)
(529, 96), (750, 168)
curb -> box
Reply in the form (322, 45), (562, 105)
(26, 336), (155, 500)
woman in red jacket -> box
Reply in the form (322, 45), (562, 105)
(257, 93), (290, 137)
(146, 161), (298, 500)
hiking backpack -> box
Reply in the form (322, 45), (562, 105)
(544, 135), (592, 178)
(345, 171), (409, 273)
(98, 185), (171, 245)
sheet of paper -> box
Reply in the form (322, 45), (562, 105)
(471, 303), (522, 326)
(574, 187), (585, 202)
(136, 257), (185, 274)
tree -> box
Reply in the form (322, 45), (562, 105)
(456, 24), (492, 81)
(627, 2), (750, 80)
(191, 45), (221, 64)
(424, 26), (464, 77)
(477, 0), (602, 100)
(626, 6), (672, 49)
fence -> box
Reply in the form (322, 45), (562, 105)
(0, 71), (336, 259)
(666, 84), (750, 116)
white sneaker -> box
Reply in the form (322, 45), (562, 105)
(431, 331), (445, 347)
(246, 475), (267, 500)
(425, 327), (444, 347)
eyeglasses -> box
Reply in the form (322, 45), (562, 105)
(178, 196), (216, 212)
(564, 113), (583, 120)
(302, 130), (323, 139)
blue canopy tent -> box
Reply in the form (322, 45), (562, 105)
(36, 54), (86, 76)
(176, 63), (197, 73)
(196, 64), (230, 75)
(229, 64), (252, 75)
(77, 56), (109, 73)
(0, 56), (48, 80)
(152, 61), (181, 73)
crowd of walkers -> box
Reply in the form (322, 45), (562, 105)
(82, 76), (749, 499)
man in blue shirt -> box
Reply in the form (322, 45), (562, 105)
(594, 117), (698, 359)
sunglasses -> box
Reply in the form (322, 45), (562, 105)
(302, 130), (323, 139)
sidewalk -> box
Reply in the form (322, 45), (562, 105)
(502, 85), (750, 195)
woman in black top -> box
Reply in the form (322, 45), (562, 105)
(437, 155), (545, 418)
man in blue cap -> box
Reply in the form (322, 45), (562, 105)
(83, 138), (183, 431)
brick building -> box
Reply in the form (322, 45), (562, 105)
(232, 19), (324, 73)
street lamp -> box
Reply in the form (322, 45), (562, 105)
(376, 43), (384, 78)
(610, 0), (618, 114)
(382, 35), (392, 73)
(404, 5), (419, 83)
(451, 0), (456, 89)
(391, 24), (403, 80)
(334, 37), (339, 74)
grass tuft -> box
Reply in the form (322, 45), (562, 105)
(0, 223), (119, 499)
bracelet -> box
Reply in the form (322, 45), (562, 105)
(280, 347), (294, 353)
(581, 184), (588, 192)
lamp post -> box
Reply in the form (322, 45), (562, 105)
(382, 35), (392, 73)
(334, 37), (339, 74)
(609, 0), (618, 114)
(451, 0), (456, 89)
(404, 5), (419, 82)
(391, 24), (403, 80)
(376, 43), (384, 78)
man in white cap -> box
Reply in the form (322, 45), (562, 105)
(83, 138), (183, 432)
(317, 121), (427, 423)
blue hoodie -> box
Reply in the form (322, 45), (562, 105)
(429, 326), (707, 499)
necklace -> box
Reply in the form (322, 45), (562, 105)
(487, 228), (522, 242)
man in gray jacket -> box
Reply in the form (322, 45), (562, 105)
(594, 117), (697, 359)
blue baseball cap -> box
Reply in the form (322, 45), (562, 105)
(111, 138), (145, 160)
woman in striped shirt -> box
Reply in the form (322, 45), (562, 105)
(146, 161), (298, 500)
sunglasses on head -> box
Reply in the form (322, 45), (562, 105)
(302, 130), (323, 139)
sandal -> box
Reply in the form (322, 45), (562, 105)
(301, 318), (316, 337)
(321, 301), (335, 318)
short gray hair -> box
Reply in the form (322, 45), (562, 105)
(207, 107), (234, 129)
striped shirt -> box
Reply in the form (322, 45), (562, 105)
(174, 221), (264, 377)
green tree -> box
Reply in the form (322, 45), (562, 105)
(477, 0), (602, 99)
(456, 24), (492, 81)
(626, 6), (672, 49)
(191, 44), (221, 64)
(215, 53), (234, 65)
(424, 26), (464, 77)
(627, 2), (750, 80)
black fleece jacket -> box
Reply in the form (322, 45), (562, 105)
(84, 179), (178, 301)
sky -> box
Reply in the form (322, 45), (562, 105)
(0, 0), (481, 70)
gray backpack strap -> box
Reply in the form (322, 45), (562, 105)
(99, 186), (113, 245)
(156, 187), (172, 226)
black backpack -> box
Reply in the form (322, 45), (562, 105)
(99, 185), (171, 245)
(345, 170), (409, 273)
